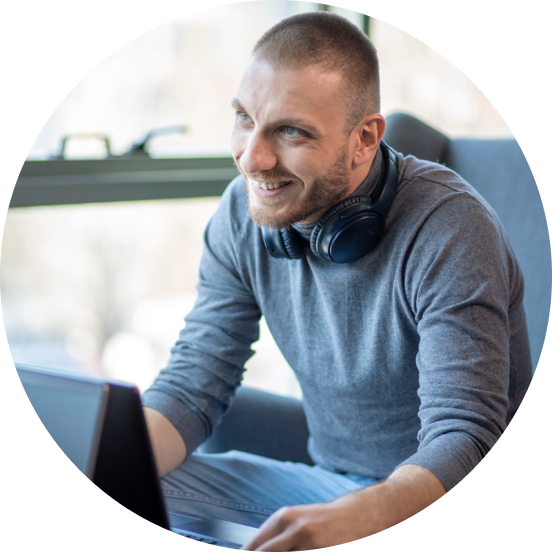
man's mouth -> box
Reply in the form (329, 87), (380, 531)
(251, 179), (294, 191)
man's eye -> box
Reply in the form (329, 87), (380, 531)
(238, 112), (252, 123)
(284, 126), (301, 137)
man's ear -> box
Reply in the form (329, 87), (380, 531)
(352, 114), (386, 167)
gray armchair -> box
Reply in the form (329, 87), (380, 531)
(199, 112), (550, 462)
(199, 386), (313, 464)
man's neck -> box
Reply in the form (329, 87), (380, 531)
(350, 145), (383, 199)
(292, 145), (384, 236)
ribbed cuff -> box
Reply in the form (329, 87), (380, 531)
(141, 388), (208, 454)
(397, 438), (473, 491)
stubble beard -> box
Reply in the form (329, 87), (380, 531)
(237, 145), (351, 230)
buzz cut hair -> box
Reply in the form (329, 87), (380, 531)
(251, 11), (380, 136)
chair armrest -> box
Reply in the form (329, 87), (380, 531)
(198, 386), (313, 465)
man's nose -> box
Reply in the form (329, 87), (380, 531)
(238, 132), (277, 174)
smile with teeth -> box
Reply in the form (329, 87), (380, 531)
(251, 179), (293, 191)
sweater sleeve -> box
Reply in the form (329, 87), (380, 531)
(141, 178), (262, 453)
(398, 190), (518, 491)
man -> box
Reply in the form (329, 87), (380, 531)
(141, 12), (531, 551)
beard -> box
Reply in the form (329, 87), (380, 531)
(236, 144), (351, 230)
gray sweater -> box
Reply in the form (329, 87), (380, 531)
(142, 149), (532, 492)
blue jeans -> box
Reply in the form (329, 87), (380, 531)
(161, 450), (380, 528)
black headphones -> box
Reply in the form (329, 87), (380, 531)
(261, 141), (399, 264)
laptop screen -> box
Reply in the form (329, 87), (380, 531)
(17, 365), (108, 478)
(16, 363), (170, 529)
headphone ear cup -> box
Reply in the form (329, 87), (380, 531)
(280, 228), (305, 260)
(311, 196), (374, 261)
(261, 226), (304, 260)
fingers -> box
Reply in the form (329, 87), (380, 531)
(242, 507), (291, 550)
(241, 505), (320, 551)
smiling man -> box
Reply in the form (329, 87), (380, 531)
(231, 62), (369, 229)
(141, 12), (531, 551)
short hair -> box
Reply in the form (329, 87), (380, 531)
(252, 12), (380, 136)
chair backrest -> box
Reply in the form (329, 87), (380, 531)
(384, 112), (551, 372)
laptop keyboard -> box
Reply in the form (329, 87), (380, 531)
(167, 508), (253, 549)
(171, 527), (241, 549)
(180, 532), (217, 545)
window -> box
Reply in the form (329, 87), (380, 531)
(3, 2), (510, 398)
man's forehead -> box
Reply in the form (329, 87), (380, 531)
(240, 56), (344, 88)
(235, 58), (348, 120)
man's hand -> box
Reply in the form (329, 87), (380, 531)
(242, 464), (445, 551)
(242, 499), (372, 551)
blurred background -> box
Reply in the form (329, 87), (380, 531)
(1, 1), (512, 398)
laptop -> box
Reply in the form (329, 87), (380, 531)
(15, 363), (259, 549)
